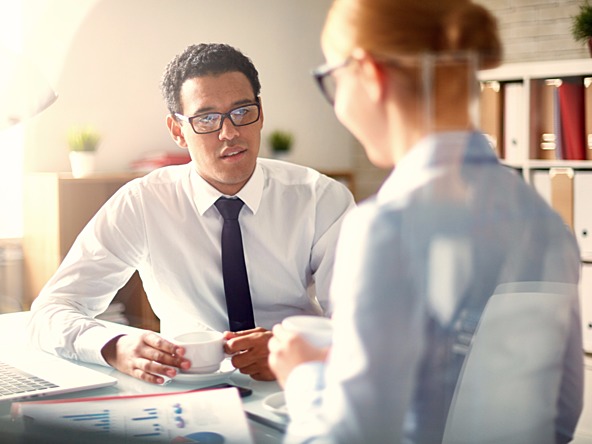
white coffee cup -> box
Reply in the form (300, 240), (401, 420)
(281, 315), (333, 348)
(173, 331), (225, 374)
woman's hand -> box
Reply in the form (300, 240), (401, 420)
(268, 324), (330, 387)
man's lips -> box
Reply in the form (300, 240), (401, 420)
(220, 147), (247, 159)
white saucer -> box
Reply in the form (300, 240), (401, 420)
(173, 359), (236, 384)
(262, 392), (289, 418)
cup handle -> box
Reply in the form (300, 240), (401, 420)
(156, 374), (173, 385)
(222, 339), (237, 358)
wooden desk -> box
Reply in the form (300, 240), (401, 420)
(22, 172), (159, 331)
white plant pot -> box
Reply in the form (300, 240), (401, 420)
(69, 151), (96, 178)
(271, 150), (290, 161)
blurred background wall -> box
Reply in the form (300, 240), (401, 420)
(9, 0), (592, 207)
(21, 0), (352, 176)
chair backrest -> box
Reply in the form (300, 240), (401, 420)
(442, 282), (574, 444)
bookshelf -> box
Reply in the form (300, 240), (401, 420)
(479, 59), (592, 354)
(478, 58), (592, 172)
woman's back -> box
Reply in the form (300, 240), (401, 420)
(327, 131), (582, 443)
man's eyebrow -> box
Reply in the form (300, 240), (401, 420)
(188, 98), (258, 117)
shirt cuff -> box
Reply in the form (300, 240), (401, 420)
(75, 323), (132, 366)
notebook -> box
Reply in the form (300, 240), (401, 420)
(0, 346), (117, 403)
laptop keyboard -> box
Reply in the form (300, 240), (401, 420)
(0, 360), (58, 396)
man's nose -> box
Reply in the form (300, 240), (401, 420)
(218, 117), (239, 140)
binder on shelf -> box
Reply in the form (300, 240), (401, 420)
(553, 86), (564, 160)
(479, 80), (503, 158)
(584, 77), (592, 160)
(549, 168), (574, 231)
(532, 79), (561, 160)
(574, 171), (592, 257)
(530, 170), (552, 206)
(558, 77), (586, 161)
(503, 82), (525, 164)
(579, 263), (592, 353)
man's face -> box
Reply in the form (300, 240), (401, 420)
(168, 71), (263, 195)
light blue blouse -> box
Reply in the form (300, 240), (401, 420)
(284, 132), (583, 444)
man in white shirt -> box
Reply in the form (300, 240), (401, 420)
(28, 43), (354, 384)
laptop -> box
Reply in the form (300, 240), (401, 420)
(0, 346), (117, 403)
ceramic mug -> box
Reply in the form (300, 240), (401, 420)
(281, 315), (333, 348)
(173, 331), (225, 374)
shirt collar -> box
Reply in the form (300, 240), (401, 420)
(191, 161), (264, 215)
(377, 131), (499, 203)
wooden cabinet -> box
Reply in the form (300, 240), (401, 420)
(22, 172), (159, 331)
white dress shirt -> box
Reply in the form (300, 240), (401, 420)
(284, 132), (583, 443)
(28, 158), (355, 366)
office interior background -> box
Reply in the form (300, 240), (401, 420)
(0, 0), (589, 335)
(1, 0), (592, 440)
(0, 0), (588, 232)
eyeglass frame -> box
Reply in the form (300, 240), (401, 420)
(312, 57), (353, 105)
(313, 52), (481, 106)
(174, 98), (261, 135)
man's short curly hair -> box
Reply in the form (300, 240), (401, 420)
(160, 43), (261, 115)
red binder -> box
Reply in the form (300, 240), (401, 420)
(558, 78), (586, 161)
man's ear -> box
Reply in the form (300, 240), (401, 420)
(258, 97), (264, 128)
(166, 114), (188, 148)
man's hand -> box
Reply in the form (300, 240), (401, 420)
(224, 327), (275, 381)
(101, 332), (191, 384)
(268, 324), (330, 387)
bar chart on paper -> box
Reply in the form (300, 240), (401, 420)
(56, 405), (168, 439)
(130, 407), (162, 438)
(11, 388), (253, 443)
(60, 409), (111, 433)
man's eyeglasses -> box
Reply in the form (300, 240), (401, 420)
(312, 58), (353, 105)
(175, 101), (261, 134)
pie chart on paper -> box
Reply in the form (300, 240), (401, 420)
(171, 431), (225, 443)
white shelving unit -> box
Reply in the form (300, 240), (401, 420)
(479, 58), (592, 179)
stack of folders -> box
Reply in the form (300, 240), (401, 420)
(531, 168), (591, 254)
(533, 77), (592, 161)
(479, 77), (592, 162)
(478, 80), (526, 164)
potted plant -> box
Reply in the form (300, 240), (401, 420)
(67, 126), (100, 177)
(268, 129), (294, 160)
(571, 0), (592, 56)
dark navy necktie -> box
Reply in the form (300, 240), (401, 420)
(214, 197), (255, 331)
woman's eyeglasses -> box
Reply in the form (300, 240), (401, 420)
(312, 58), (353, 105)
